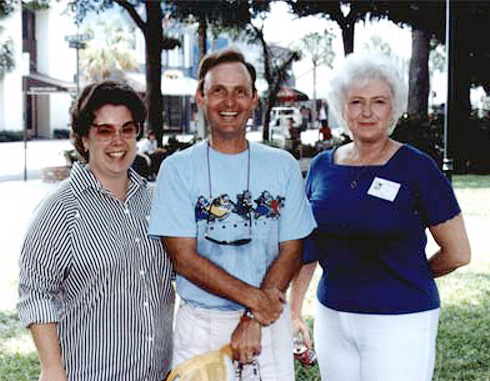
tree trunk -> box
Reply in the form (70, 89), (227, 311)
(262, 101), (273, 142)
(198, 18), (207, 62)
(262, 83), (281, 142)
(408, 28), (430, 118)
(145, 2), (164, 146)
(312, 63), (317, 126)
(197, 18), (208, 138)
(447, 2), (472, 171)
(341, 23), (354, 55)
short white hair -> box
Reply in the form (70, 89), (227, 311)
(326, 52), (408, 137)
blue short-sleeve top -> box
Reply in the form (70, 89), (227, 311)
(304, 144), (461, 314)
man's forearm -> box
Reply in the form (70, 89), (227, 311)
(261, 240), (303, 293)
(164, 237), (264, 309)
(164, 236), (286, 325)
(30, 323), (67, 380)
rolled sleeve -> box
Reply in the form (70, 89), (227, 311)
(17, 198), (70, 327)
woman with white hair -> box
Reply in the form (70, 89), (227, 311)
(290, 53), (471, 381)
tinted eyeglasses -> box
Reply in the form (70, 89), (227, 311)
(91, 121), (141, 141)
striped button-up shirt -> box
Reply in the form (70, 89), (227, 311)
(18, 162), (174, 381)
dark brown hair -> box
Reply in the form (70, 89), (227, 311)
(197, 49), (257, 95)
(70, 80), (146, 162)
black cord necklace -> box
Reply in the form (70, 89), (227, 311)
(347, 141), (391, 189)
(350, 166), (371, 189)
(206, 140), (250, 199)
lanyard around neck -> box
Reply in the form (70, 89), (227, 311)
(206, 140), (250, 199)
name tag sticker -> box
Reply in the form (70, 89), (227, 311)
(367, 177), (400, 202)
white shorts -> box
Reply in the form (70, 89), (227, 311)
(173, 302), (295, 381)
(314, 301), (440, 381)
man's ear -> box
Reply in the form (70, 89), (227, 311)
(196, 90), (204, 107)
(251, 91), (259, 109)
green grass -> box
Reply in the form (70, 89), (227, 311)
(0, 311), (39, 381)
(2, 175), (490, 380)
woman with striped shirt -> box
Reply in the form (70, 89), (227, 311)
(18, 81), (174, 381)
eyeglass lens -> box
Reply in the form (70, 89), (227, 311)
(92, 121), (140, 141)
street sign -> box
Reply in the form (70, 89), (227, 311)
(68, 41), (86, 49)
(64, 32), (93, 43)
(26, 86), (62, 95)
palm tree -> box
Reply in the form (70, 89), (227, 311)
(297, 31), (335, 125)
(80, 20), (138, 84)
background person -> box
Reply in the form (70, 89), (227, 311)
(17, 80), (175, 381)
(290, 53), (471, 381)
(134, 129), (166, 180)
(137, 129), (159, 155)
(149, 49), (316, 381)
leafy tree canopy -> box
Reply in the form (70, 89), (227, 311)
(0, 0), (16, 79)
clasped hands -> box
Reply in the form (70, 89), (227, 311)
(231, 287), (285, 364)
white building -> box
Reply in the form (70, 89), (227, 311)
(0, 2), (298, 138)
(0, 1), (78, 138)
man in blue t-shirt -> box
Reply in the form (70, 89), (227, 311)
(149, 49), (316, 381)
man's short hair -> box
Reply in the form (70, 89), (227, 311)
(71, 80), (146, 162)
(197, 49), (257, 95)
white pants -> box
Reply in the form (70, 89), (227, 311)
(314, 301), (440, 381)
(173, 303), (295, 381)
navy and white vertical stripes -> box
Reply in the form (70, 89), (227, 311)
(18, 162), (175, 381)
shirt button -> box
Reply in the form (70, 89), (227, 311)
(135, 237), (141, 243)
(124, 208), (130, 215)
(148, 336), (153, 342)
(145, 215), (150, 221)
(74, 212), (80, 219)
(140, 270), (146, 276)
(144, 301), (149, 307)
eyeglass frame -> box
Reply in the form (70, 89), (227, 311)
(90, 120), (142, 142)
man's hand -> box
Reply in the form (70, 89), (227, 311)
(249, 287), (285, 326)
(231, 315), (262, 364)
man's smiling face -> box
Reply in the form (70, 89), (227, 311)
(197, 61), (258, 140)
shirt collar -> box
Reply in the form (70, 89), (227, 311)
(70, 161), (146, 200)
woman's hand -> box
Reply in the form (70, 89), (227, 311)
(292, 315), (312, 349)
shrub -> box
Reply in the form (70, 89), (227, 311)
(52, 129), (70, 139)
(393, 113), (490, 175)
(0, 130), (23, 142)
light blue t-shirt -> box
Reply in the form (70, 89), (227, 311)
(149, 140), (316, 310)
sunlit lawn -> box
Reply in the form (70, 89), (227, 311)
(1, 175), (489, 380)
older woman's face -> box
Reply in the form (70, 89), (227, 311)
(344, 79), (393, 142)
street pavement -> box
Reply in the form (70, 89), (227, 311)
(0, 139), (73, 182)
